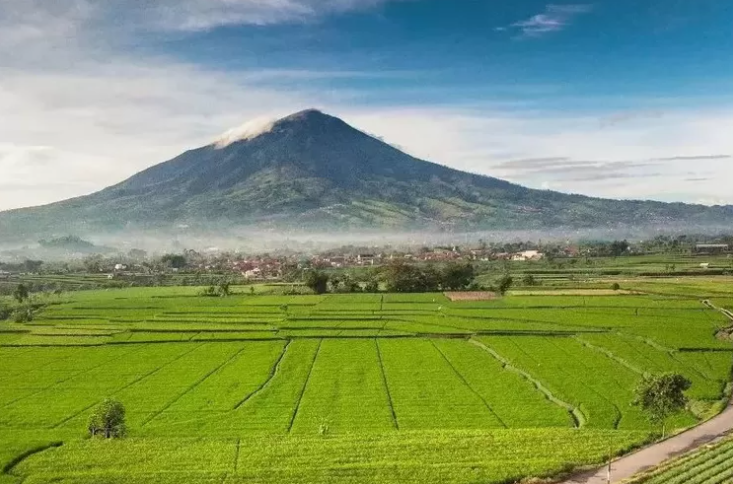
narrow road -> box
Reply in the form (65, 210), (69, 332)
(561, 300), (733, 484)
(562, 399), (733, 483)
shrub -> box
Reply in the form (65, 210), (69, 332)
(12, 307), (34, 323)
(304, 271), (330, 295)
(522, 274), (537, 287)
(497, 275), (514, 295)
(13, 284), (30, 303)
(0, 302), (11, 320)
(88, 399), (126, 439)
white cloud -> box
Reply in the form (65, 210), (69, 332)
(145, 0), (412, 31)
(502, 4), (592, 38)
(0, 0), (411, 38)
(342, 107), (733, 204)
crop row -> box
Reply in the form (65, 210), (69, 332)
(476, 335), (696, 430)
(11, 429), (650, 484)
(629, 437), (733, 484)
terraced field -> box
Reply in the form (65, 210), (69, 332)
(0, 288), (731, 484)
(627, 436), (733, 484)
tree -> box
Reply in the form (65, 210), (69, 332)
(217, 281), (231, 297)
(13, 284), (29, 303)
(633, 373), (691, 438)
(12, 307), (33, 323)
(88, 399), (126, 439)
(329, 275), (342, 292)
(364, 276), (380, 293)
(497, 274), (513, 296)
(160, 254), (187, 269)
(82, 254), (105, 273)
(0, 301), (11, 321)
(381, 262), (440, 293)
(339, 274), (360, 293)
(304, 271), (330, 295)
(440, 262), (475, 291)
(609, 240), (630, 257)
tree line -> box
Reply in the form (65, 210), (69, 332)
(301, 261), (512, 295)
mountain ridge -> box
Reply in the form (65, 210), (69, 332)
(1, 109), (732, 242)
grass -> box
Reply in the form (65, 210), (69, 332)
(0, 284), (732, 484)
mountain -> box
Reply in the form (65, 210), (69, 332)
(1, 108), (732, 241)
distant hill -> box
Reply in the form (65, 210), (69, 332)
(1, 109), (732, 241)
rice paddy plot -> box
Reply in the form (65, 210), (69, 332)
(1, 286), (732, 484)
(627, 436), (733, 484)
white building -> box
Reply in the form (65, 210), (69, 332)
(244, 268), (262, 279)
(512, 250), (544, 262)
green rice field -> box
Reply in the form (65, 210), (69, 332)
(627, 435), (733, 484)
(1, 287), (732, 483)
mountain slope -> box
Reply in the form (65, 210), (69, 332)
(1, 109), (732, 239)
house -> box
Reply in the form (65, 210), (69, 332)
(357, 254), (377, 266)
(512, 250), (544, 262)
(243, 268), (262, 279)
(0, 270), (10, 279)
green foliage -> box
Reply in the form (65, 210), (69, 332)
(304, 270), (330, 294)
(160, 254), (187, 269)
(612, 282), (621, 291)
(0, 300), (10, 320)
(82, 254), (105, 273)
(198, 282), (230, 298)
(13, 284), (29, 303)
(633, 373), (692, 435)
(88, 399), (126, 439)
(440, 262), (475, 291)
(522, 274), (537, 286)
(610, 240), (630, 257)
(497, 274), (513, 295)
(39, 235), (96, 251)
(381, 262), (439, 293)
(11, 306), (34, 323)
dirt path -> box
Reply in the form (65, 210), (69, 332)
(561, 300), (733, 484)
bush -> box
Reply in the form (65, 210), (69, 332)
(522, 274), (537, 287)
(198, 283), (230, 297)
(88, 399), (126, 439)
(497, 275), (514, 296)
(0, 302), (11, 321)
(13, 284), (30, 303)
(612, 283), (621, 291)
(364, 279), (379, 293)
(12, 307), (34, 323)
(304, 271), (330, 295)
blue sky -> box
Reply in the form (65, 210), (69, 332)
(1, 0), (732, 210)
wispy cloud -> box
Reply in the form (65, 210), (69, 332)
(499, 4), (593, 38)
(148, 0), (415, 31)
(0, 0), (413, 36)
(652, 155), (731, 162)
